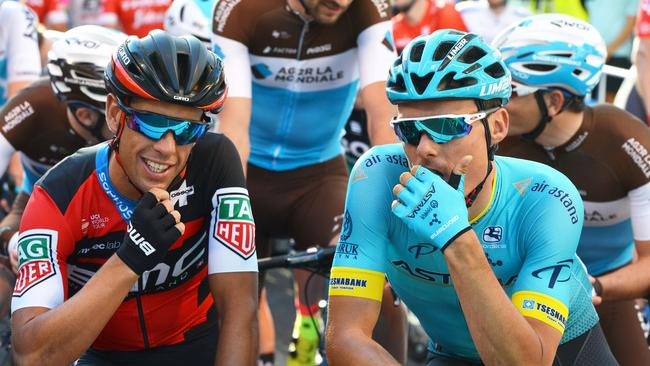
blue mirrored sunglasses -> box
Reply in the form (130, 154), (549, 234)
(390, 107), (500, 145)
(119, 105), (208, 145)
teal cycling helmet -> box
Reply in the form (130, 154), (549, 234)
(492, 14), (606, 97)
(386, 29), (511, 106)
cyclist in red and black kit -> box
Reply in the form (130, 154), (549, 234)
(10, 31), (258, 366)
(0, 25), (126, 320)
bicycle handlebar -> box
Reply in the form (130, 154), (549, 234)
(258, 246), (336, 272)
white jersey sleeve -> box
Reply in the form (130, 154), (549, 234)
(212, 35), (252, 99)
(628, 181), (650, 241)
(2, 2), (41, 85)
(357, 20), (396, 89)
(208, 187), (258, 274)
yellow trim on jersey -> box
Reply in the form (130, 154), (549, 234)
(512, 291), (568, 334)
(469, 166), (497, 224)
(328, 267), (385, 302)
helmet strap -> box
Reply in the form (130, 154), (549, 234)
(521, 90), (553, 141)
(458, 100), (496, 208)
(69, 105), (107, 144)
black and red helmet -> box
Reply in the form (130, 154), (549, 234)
(104, 30), (228, 119)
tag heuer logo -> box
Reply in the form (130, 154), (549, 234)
(14, 230), (58, 296)
(171, 180), (194, 207)
(214, 192), (255, 259)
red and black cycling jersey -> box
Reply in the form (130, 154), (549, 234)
(12, 133), (257, 351)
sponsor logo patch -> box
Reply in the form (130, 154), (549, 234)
(482, 226), (503, 243)
(14, 230), (58, 296)
(171, 180), (194, 208)
(214, 192), (255, 259)
(522, 299), (535, 309)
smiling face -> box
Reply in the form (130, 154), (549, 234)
(106, 95), (204, 196)
(397, 98), (508, 196)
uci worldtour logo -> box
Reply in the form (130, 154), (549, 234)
(98, 171), (132, 220)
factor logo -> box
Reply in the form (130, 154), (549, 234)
(14, 230), (58, 296)
(213, 191), (256, 259)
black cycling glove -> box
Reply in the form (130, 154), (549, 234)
(117, 192), (182, 275)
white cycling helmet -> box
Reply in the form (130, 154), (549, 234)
(164, 0), (214, 47)
(492, 13), (607, 97)
(47, 25), (128, 111)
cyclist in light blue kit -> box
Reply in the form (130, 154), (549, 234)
(325, 29), (617, 365)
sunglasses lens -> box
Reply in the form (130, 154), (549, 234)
(393, 122), (421, 145)
(393, 117), (473, 145)
(128, 111), (207, 145)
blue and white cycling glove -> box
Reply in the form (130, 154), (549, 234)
(392, 166), (472, 251)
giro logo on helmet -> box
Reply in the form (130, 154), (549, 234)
(118, 46), (131, 66)
(173, 95), (190, 101)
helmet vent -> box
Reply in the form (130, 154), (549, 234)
(393, 74), (407, 92)
(410, 42), (425, 62)
(433, 42), (455, 61)
(573, 69), (583, 76)
(410, 72), (434, 94)
(438, 72), (477, 90)
(524, 63), (557, 72)
(484, 63), (506, 78)
(458, 46), (487, 64)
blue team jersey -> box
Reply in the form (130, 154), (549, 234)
(329, 144), (598, 361)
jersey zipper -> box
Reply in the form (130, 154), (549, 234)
(296, 19), (310, 61)
(272, 18), (310, 168)
(135, 277), (150, 350)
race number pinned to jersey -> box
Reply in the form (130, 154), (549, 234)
(13, 229), (58, 296)
(212, 188), (256, 259)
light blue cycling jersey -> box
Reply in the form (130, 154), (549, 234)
(212, 0), (395, 171)
(329, 143), (598, 361)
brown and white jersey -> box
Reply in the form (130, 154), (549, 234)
(499, 104), (650, 275)
(0, 78), (88, 193)
(211, 0), (395, 170)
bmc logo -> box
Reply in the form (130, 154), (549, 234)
(127, 223), (156, 256)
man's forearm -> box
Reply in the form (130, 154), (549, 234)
(444, 231), (544, 365)
(12, 255), (137, 365)
(363, 81), (398, 146)
(597, 255), (650, 301)
(214, 311), (258, 365)
(636, 39), (650, 119)
(326, 329), (400, 366)
(0, 192), (29, 253)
